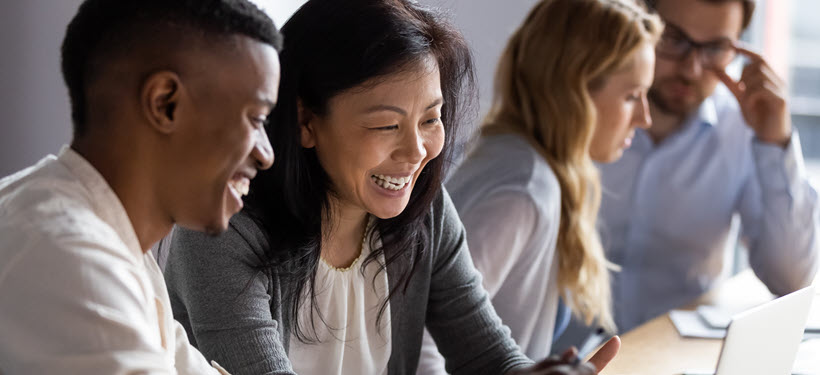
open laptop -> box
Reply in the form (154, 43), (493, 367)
(684, 285), (815, 375)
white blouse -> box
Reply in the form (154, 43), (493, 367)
(288, 228), (392, 375)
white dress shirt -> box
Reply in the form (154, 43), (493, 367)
(0, 146), (226, 374)
(599, 87), (820, 331)
(417, 133), (562, 374)
(288, 229), (392, 375)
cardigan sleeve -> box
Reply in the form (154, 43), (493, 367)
(424, 189), (533, 375)
(163, 215), (296, 375)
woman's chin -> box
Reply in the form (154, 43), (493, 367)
(591, 148), (622, 164)
(367, 200), (410, 220)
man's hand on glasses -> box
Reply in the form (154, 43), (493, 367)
(713, 44), (792, 148)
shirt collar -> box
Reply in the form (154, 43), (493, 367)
(57, 145), (145, 262)
(690, 96), (719, 128)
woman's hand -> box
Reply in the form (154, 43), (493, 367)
(506, 336), (621, 375)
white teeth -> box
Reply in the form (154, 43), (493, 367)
(371, 174), (412, 191)
(229, 178), (250, 197)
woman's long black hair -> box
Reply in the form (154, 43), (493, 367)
(244, 0), (476, 342)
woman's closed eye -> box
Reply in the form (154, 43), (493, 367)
(626, 89), (647, 102)
(250, 115), (268, 128)
(372, 124), (399, 131)
(423, 117), (441, 125)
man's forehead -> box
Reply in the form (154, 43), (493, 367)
(184, 36), (277, 77)
(655, 0), (745, 41)
(170, 39), (277, 106)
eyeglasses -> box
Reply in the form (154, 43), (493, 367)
(656, 23), (738, 69)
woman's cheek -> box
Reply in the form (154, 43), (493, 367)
(426, 126), (445, 160)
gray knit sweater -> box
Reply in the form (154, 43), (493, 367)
(164, 189), (531, 375)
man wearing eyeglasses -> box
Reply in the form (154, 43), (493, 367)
(597, 0), (819, 332)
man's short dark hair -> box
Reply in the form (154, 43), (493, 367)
(61, 0), (283, 136)
(645, 0), (756, 32)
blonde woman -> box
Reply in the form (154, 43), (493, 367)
(418, 0), (662, 373)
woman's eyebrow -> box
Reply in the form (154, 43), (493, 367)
(363, 104), (406, 116)
(362, 98), (443, 115)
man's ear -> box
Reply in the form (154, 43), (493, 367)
(298, 99), (317, 148)
(142, 71), (183, 134)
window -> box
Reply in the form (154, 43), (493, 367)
(789, 0), (820, 182)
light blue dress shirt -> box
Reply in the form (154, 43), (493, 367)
(598, 87), (820, 331)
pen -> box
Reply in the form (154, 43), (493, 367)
(577, 327), (607, 359)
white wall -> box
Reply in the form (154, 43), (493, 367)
(0, 0), (83, 177)
(422, 0), (539, 115)
(252, 0), (306, 29)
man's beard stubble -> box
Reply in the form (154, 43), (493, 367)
(647, 75), (706, 118)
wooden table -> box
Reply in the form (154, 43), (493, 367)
(597, 270), (820, 375)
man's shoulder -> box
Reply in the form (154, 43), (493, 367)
(0, 154), (59, 197)
(1, 155), (95, 233)
(0, 158), (134, 278)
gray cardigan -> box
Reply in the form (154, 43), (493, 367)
(164, 189), (531, 375)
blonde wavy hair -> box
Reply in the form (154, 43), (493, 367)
(482, 0), (662, 332)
